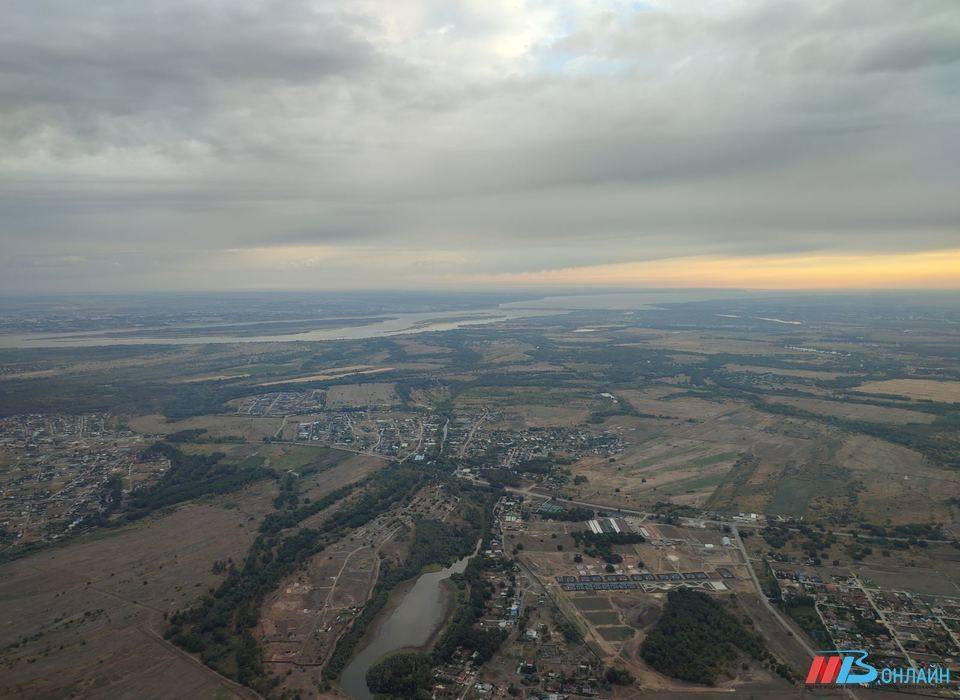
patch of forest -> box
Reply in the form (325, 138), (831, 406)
(640, 589), (766, 685)
(123, 443), (275, 521)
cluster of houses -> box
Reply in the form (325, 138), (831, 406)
(0, 413), (165, 548)
(236, 390), (325, 416)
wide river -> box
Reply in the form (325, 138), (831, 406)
(339, 552), (474, 700)
(0, 290), (760, 349)
(0, 308), (559, 348)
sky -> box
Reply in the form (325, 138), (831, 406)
(1, 0), (958, 292)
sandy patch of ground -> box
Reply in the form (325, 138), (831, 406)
(169, 373), (251, 384)
(260, 366), (393, 386)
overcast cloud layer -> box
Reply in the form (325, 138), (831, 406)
(1, 0), (958, 291)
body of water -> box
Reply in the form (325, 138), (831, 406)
(0, 308), (559, 348)
(339, 552), (474, 700)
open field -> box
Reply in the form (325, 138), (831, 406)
(563, 405), (760, 510)
(128, 413), (284, 441)
(261, 445), (367, 473)
(855, 378), (960, 403)
(458, 386), (597, 428)
(500, 404), (591, 428)
(618, 387), (740, 421)
(834, 435), (960, 524)
(573, 596), (613, 611)
(596, 625), (634, 641)
(611, 328), (807, 357)
(764, 396), (935, 424)
(325, 382), (398, 407)
(0, 482), (278, 699)
(584, 611), (620, 626)
(723, 364), (851, 380)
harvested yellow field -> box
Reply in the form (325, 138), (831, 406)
(326, 381), (398, 407)
(856, 379), (960, 403)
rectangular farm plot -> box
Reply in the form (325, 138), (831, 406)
(573, 596), (614, 611)
(596, 626), (636, 642)
(326, 382), (398, 407)
(855, 379), (960, 403)
(583, 610), (621, 625)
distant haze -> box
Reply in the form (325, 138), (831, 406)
(2, 0), (958, 292)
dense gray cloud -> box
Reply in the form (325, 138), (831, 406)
(1, 0), (958, 291)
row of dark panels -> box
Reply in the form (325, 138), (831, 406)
(557, 568), (733, 584)
(561, 582), (639, 591)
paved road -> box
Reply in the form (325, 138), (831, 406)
(501, 486), (650, 518)
(732, 527), (859, 699)
(732, 527), (814, 657)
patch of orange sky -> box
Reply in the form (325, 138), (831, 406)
(469, 249), (960, 289)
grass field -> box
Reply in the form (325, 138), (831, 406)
(325, 382), (398, 407)
(0, 482), (278, 699)
(596, 626), (635, 641)
(266, 444), (344, 471)
(782, 599), (833, 647)
(766, 396), (935, 424)
(766, 477), (839, 517)
(688, 451), (741, 469)
(457, 386), (593, 408)
(129, 413), (283, 441)
(583, 610), (621, 625)
(659, 471), (728, 497)
(573, 597), (613, 611)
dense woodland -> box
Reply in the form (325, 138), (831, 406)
(539, 506), (594, 522)
(571, 530), (645, 563)
(365, 651), (434, 699)
(640, 589), (765, 685)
